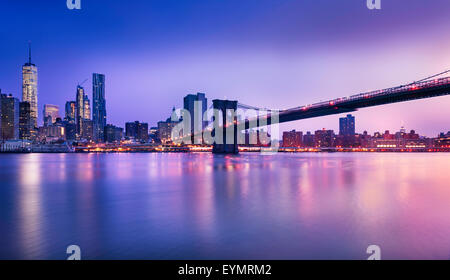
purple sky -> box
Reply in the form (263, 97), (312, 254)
(0, 0), (449, 136)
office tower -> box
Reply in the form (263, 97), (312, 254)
(157, 120), (178, 144)
(43, 104), (60, 124)
(314, 129), (335, 147)
(125, 122), (137, 138)
(125, 121), (148, 142)
(0, 92), (20, 140)
(76, 85), (85, 135)
(19, 102), (32, 140)
(137, 122), (149, 142)
(92, 73), (106, 142)
(149, 127), (158, 143)
(22, 43), (38, 128)
(83, 95), (91, 120)
(81, 119), (93, 141)
(339, 114), (355, 136)
(64, 122), (77, 142)
(183, 93), (207, 135)
(104, 124), (123, 143)
(282, 130), (303, 147)
(65, 101), (76, 123)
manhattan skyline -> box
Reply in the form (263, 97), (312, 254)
(1, 1), (450, 136)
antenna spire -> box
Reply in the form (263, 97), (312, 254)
(28, 41), (32, 64)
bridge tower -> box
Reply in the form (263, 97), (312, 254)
(212, 99), (239, 154)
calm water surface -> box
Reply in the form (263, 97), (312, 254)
(0, 152), (449, 259)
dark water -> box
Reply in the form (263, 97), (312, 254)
(0, 153), (449, 260)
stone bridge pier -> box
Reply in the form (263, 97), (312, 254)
(212, 99), (239, 154)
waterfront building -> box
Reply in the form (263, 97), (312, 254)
(282, 130), (303, 147)
(157, 120), (178, 144)
(22, 43), (38, 128)
(149, 127), (159, 143)
(92, 73), (107, 142)
(183, 92), (207, 137)
(0, 92), (20, 140)
(19, 101), (32, 140)
(314, 129), (335, 147)
(303, 131), (314, 147)
(104, 124), (123, 143)
(83, 95), (91, 120)
(81, 119), (94, 141)
(339, 114), (355, 136)
(125, 121), (149, 142)
(65, 101), (76, 123)
(435, 132), (450, 148)
(76, 85), (85, 135)
(63, 121), (77, 142)
(43, 104), (59, 124)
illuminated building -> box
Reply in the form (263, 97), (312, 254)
(125, 121), (149, 142)
(92, 73), (107, 142)
(81, 119), (93, 141)
(65, 101), (76, 123)
(0, 92), (20, 140)
(434, 132), (450, 148)
(76, 85), (85, 135)
(104, 124), (123, 143)
(339, 114), (355, 136)
(84, 96), (91, 120)
(157, 120), (178, 144)
(43, 104), (59, 124)
(314, 129), (335, 147)
(75, 85), (91, 138)
(63, 122), (77, 142)
(339, 114), (356, 147)
(282, 130), (303, 147)
(19, 101), (32, 140)
(149, 127), (158, 143)
(22, 43), (38, 128)
(303, 131), (314, 147)
(183, 92), (207, 138)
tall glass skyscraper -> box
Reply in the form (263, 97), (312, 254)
(339, 114), (356, 136)
(22, 43), (38, 128)
(183, 92), (207, 134)
(92, 73), (106, 142)
(76, 85), (85, 136)
(65, 101), (76, 123)
(0, 92), (20, 140)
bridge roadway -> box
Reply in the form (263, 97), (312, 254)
(260, 76), (450, 125)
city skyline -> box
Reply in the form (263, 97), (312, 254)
(1, 1), (450, 136)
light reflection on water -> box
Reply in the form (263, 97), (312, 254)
(0, 152), (449, 259)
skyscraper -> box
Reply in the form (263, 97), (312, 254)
(19, 101), (32, 140)
(282, 130), (303, 147)
(76, 85), (85, 136)
(183, 93), (207, 137)
(43, 104), (60, 124)
(0, 92), (20, 140)
(339, 114), (355, 136)
(22, 43), (38, 128)
(125, 121), (149, 142)
(65, 101), (76, 123)
(83, 95), (91, 120)
(92, 73), (106, 142)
